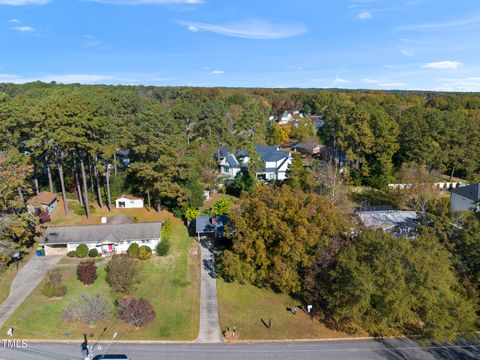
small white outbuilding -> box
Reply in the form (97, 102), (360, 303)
(115, 195), (144, 209)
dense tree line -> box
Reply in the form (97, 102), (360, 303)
(2, 82), (480, 341)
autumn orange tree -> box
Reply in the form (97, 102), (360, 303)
(221, 184), (348, 294)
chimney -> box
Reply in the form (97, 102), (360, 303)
(210, 216), (216, 225)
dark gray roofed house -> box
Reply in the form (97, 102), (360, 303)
(195, 215), (229, 239)
(450, 183), (480, 213)
(41, 222), (162, 256)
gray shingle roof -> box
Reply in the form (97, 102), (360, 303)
(42, 222), (162, 245)
(226, 154), (240, 167)
(195, 215), (229, 234)
(451, 183), (480, 202)
(293, 143), (320, 152)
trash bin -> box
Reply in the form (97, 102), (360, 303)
(36, 246), (44, 257)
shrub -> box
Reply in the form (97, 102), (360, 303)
(210, 198), (232, 216)
(156, 240), (170, 257)
(38, 210), (51, 224)
(118, 298), (155, 328)
(106, 254), (140, 293)
(127, 243), (139, 258)
(75, 244), (89, 258)
(63, 293), (111, 326)
(67, 251), (76, 258)
(77, 261), (97, 285)
(88, 248), (99, 258)
(41, 269), (67, 298)
(161, 221), (173, 241)
(137, 246), (152, 260)
(41, 282), (67, 298)
(73, 205), (96, 216)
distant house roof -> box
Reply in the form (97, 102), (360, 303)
(27, 192), (57, 207)
(254, 144), (289, 163)
(42, 222), (162, 245)
(218, 146), (231, 159)
(356, 210), (418, 231)
(293, 143), (321, 153)
(226, 154), (240, 168)
(117, 194), (142, 201)
(451, 183), (480, 202)
(107, 214), (134, 225)
(195, 215), (229, 234)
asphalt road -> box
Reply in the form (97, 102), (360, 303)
(1, 339), (479, 360)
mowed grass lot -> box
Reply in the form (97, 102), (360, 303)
(1, 221), (200, 341)
(50, 198), (174, 226)
(217, 278), (350, 340)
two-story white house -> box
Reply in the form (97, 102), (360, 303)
(217, 145), (292, 181)
(278, 111), (293, 125)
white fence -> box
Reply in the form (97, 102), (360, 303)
(388, 182), (466, 190)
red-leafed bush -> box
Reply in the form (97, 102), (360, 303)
(77, 260), (97, 285)
(118, 298), (155, 328)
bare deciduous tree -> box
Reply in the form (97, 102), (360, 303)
(118, 297), (155, 328)
(63, 293), (111, 326)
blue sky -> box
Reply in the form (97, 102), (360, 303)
(1, 0), (479, 91)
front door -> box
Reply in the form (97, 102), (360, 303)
(108, 244), (113, 251)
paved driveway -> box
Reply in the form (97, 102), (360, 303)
(0, 254), (62, 328)
(196, 240), (223, 343)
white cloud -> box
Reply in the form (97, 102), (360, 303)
(12, 26), (35, 32)
(357, 11), (373, 20)
(85, 0), (203, 4)
(362, 78), (380, 84)
(178, 19), (306, 39)
(8, 18), (21, 22)
(435, 77), (480, 92)
(0, 0), (50, 5)
(400, 49), (414, 57)
(212, 70), (224, 74)
(334, 78), (350, 84)
(0, 73), (112, 84)
(398, 13), (480, 31)
(379, 82), (406, 87)
(83, 35), (101, 47)
(39, 74), (114, 83)
(0, 73), (172, 85)
(423, 61), (463, 69)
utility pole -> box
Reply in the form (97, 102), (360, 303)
(87, 332), (118, 360)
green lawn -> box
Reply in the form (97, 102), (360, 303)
(0, 251), (35, 305)
(1, 222), (200, 341)
(217, 278), (350, 340)
(0, 266), (18, 305)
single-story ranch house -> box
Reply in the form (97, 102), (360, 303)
(41, 221), (162, 255)
(115, 195), (144, 209)
(195, 215), (229, 240)
(27, 191), (58, 215)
